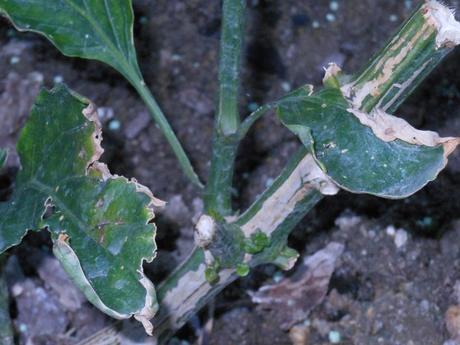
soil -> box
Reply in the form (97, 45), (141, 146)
(1, 0), (460, 344)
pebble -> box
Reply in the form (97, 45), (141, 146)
(389, 14), (398, 22)
(289, 324), (310, 345)
(248, 102), (259, 112)
(329, 1), (339, 11)
(108, 119), (121, 131)
(326, 13), (336, 22)
(328, 330), (341, 343)
(9, 56), (20, 64)
(386, 225), (396, 236)
(53, 75), (64, 83)
(281, 81), (291, 92)
(394, 229), (408, 248)
(420, 299), (430, 312)
(312, 20), (320, 29)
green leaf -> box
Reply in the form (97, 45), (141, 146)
(0, 149), (6, 169)
(0, 0), (141, 82)
(0, 85), (159, 332)
(277, 86), (459, 198)
(0, 0), (204, 189)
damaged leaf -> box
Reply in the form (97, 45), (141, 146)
(0, 85), (159, 332)
(250, 242), (344, 330)
(0, 0), (141, 82)
(277, 83), (459, 198)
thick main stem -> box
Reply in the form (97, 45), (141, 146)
(205, 0), (246, 217)
(79, 2), (460, 343)
(150, 2), (460, 341)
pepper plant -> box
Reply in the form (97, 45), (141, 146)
(0, 0), (460, 343)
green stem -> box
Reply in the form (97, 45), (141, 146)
(217, 0), (246, 135)
(238, 103), (274, 140)
(129, 77), (203, 188)
(344, 1), (456, 113)
(78, 2), (460, 343)
(205, 0), (246, 216)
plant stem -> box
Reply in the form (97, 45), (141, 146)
(78, 2), (460, 343)
(343, 1), (458, 113)
(153, 149), (323, 343)
(205, 0), (246, 216)
(217, 0), (246, 136)
(237, 102), (275, 140)
(149, 3), (460, 341)
(127, 75), (203, 188)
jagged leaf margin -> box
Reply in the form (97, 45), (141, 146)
(277, 72), (459, 198)
(0, 85), (161, 333)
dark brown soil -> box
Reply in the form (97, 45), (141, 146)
(1, 1), (460, 344)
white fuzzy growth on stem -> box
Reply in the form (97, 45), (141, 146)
(194, 214), (216, 248)
(424, 0), (460, 47)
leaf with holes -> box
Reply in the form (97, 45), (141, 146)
(277, 83), (459, 198)
(0, 0), (141, 82)
(0, 85), (161, 333)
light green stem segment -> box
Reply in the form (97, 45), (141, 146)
(217, 0), (246, 135)
(345, 1), (452, 113)
(128, 75), (203, 188)
(205, 0), (246, 216)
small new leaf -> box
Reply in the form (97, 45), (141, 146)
(277, 85), (459, 198)
(0, 0), (141, 82)
(0, 85), (159, 332)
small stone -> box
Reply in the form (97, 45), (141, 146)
(248, 102), (259, 112)
(420, 300), (430, 312)
(53, 75), (64, 83)
(329, 1), (339, 11)
(281, 81), (291, 92)
(273, 271), (284, 283)
(9, 56), (20, 64)
(394, 229), (408, 248)
(289, 324), (310, 345)
(326, 13), (336, 22)
(389, 14), (398, 22)
(328, 330), (341, 343)
(265, 177), (274, 188)
(312, 20), (320, 29)
(97, 107), (114, 122)
(108, 119), (121, 131)
(386, 225), (396, 236)
(11, 283), (23, 297)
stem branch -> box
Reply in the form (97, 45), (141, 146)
(205, 0), (246, 216)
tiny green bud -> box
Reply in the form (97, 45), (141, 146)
(205, 267), (219, 284)
(251, 231), (269, 248)
(236, 263), (250, 277)
(243, 230), (270, 254)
